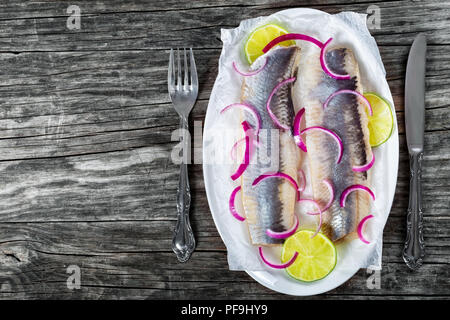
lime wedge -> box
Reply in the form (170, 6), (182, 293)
(281, 230), (337, 282)
(364, 92), (394, 147)
(244, 24), (295, 64)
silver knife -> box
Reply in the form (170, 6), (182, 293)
(403, 34), (427, 270)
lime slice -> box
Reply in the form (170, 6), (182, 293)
(281, 230), (337, 282)
(364, 92), (394, 147)
(244, 24), (295, 64)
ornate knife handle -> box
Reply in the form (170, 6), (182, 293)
(402, 151), (425, 270)
(172, 117), (196, 262)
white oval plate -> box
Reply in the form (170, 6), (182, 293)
(202, 8), (398, 296)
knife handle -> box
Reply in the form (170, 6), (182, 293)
(403, 151), (425, 270)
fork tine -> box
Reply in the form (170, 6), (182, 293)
(190, 48), (198, 89)
(168, 48), (175, 91)
(183, 48), (189, 89)
(177, 48), (181, 88)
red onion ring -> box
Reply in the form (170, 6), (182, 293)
(220, 103), (262, 136)
(230, 136), (249, 181)
(262, 33), (323, 53)
(230, 121), (252, 181)
(340, 184), (375, 207)
(301, 126), (344, 164)
(266, 77), (296, 130)
(241, 120), (252, 133)
(323, 89), (373, 116)
(320, 38), (351, 80)
(293, 108), (307, 152)
(252, 172), (300, 200)
(297, 169), (306, 192)
(232, 57), (268, 76)
(266, 215), (299, 239)
(259, 247), (299, 269)
(230, 137), (259, 161)
(298, 199), (323, 238)
(357, 214), (374, 244)
(229, 186), (245, 221)
(307, 179), (334, 215)
(230, 138), (245, 161)
(352, 152), (375, 172)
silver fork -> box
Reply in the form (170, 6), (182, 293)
(168, 48), (198, 262)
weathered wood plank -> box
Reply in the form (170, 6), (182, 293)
(0, 247), (448, 299)
(0, 1), (448, 53)
(0, 144), (447, 225)
(0, 0), (387, 21)
(0, 216), (448, 255)
(0, 46), (448, 160)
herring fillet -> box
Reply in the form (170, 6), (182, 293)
(293, 46), (372, 241)
(240, 46), (301, 246)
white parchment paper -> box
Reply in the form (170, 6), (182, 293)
(203, 9), (398, 275)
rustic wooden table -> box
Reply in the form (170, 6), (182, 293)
(0, 0), (448, 299)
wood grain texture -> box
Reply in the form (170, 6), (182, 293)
(0, 0), (448, 299)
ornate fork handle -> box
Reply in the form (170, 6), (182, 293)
(172, 117), (196, 262)
(402, 151), (425, 270)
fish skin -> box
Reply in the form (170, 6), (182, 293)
(293, 46), (372, 242)
(240, 46), (301, 246)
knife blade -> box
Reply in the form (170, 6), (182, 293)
(402, 33), (427, 270)
(405, 34), (427, 153)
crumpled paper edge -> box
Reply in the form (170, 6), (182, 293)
(206, 9), (397, 273)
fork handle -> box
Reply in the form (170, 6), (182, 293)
(172, 117), (196, 262)
(403, 151), (425, 270)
